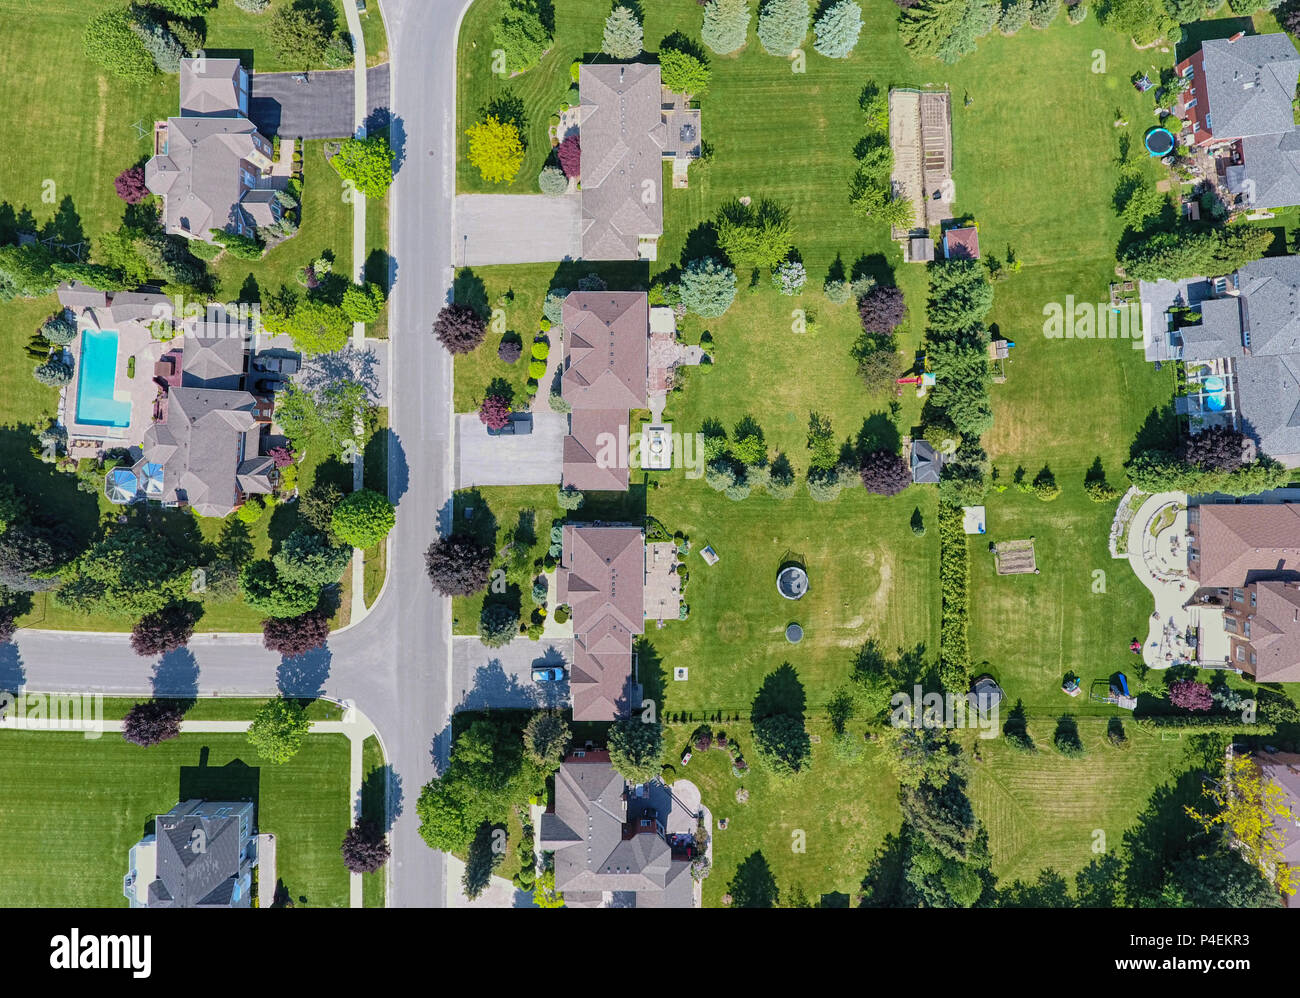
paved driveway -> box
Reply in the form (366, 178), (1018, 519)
(454, 195), (582, 266)
(456, 411), (565, 487)
(451, 636), (572, 711)
(250, 66), (392, 139)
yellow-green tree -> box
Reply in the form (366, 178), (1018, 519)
(466, 116), (524, 185)
(1187, 755), (1299, 898)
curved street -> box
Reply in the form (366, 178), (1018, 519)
(3, 0), (466, 908)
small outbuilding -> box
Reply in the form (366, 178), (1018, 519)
(943, 226), (980, 260)
(971, 675), (1004, 716)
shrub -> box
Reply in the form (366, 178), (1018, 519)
(938, 505), (971, 693)
(1053, 722), (1085, 758)
(479, 602), (518, 647)
(603, 5), (644, 58)
(538, 165), (568, 195)
(823, 277), (851, 305)
(247, 697), (310, 764)
(758, 0), (811, 56)
(1169, 678), (1214, 712)
(557, 134), (581, 179)
(235, 0), (271, 11)
(1066, 1), (1088, 21)
(858, 285), (906, 334)
(543, 288), (569, 326)
(813, 0), (864, 57)
(466, 116), (525, 184)
(209, 230), (262, 260)
(332, 489), (396, 548)
(342, 820), (390, 873)
(702, 0), (753, 55)
(1031, 467), (1060, 502)
(115, 166), (149, 204)
(341, 282), (386, 323)
(999, 0), (1032, 32)
(660, 47), (711, 96)
(262, 610), (331, 656)
(548, 390), (571, 413)
(274, 528), (351, 588)
(1028, 0), (1061, 26)
(122, 700), (184, 747)
(41, 312), (77, 346)
(498, 339), (522, 363)
(132, 16), (185, 73)
(332, 135), (395, 199)
(557, 485), (585, 510)
(493, 0), (554, 75)
(1085, 478), (1119, 502)
(33, 358), (73, 388)
(84, 6), (155, 82)
(528, 359), (547, 379)
(268, 1), (335, 64)
(130, 604), (197, 657)
(188, 239), (222, 261)
(238, 560), (319, 619)
(680, 256), (738, 317)
(772, 259), (807, 295)
(434, 303), (487, 354)
(859, 450), (911, 496)
(425, 534), (494, 597)
(478, 394), (511, 430)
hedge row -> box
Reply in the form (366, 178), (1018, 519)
(937, 503), (971, 694)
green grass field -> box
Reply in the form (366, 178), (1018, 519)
(0, 729), (351, 907)
(360, 733), (387, 908)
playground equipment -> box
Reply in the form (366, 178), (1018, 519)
(1061, 673), (1081, 697)
(1089, 673), (1137, 710)
(1145, 126), (1176, 157)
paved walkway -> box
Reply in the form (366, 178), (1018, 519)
(6, 710), (382, 908)
(1125, 491), (1196, 669)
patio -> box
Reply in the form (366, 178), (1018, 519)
(1125, 491), (1197, 669)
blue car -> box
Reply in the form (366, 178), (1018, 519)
(532, 667), (565, 683)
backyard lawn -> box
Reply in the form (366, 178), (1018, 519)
(0, 729), (351, 907)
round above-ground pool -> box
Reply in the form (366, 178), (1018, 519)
(777, 565), (809, 600)
(1145, 127), (1176, 157)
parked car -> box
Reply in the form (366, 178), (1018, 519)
(531, 666), (566, 683)
(256, 377), (287, 394)
(487, 413), (533, 437)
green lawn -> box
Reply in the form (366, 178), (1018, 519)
(93, 696), (345, 721)
(200, 0), (369, 74)
(357, 3), (389, 67)
(0, 729), (351, 907)
(360, 733), (387, 908)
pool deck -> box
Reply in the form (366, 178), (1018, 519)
(61, 323), (167, 451)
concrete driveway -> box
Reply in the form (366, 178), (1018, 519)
(451, 636), (572, 711)
(456, 411), (565, 487)
(250, 66), (392, 139)
(454, 194), (582, 266)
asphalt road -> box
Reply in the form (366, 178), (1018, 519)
(7, 0), (467, 909)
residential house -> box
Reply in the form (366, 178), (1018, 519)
(537, 751), (696, 907)
(1219, 579), (1300, 681)
(1173, 32), (1300, 209)
(124, 800), (257, 908)
(135, 386), (274, 517)
(910, 439), (946, 485)
(1251, 749), (1300, 906)
(560, 292), (649, 493)
(556, 525), (646, 721)
(1139, 255), (1300, 464)
(578, 64), (702, 261)
(146, 58), (278, 241)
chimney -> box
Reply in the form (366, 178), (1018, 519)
(1228, 31), (1244, 43)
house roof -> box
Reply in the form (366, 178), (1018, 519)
(1243, 581), (1300, 683)
(944, 227), (980, 260)
(1194, 502), (1300, 587)
(911, 439), (944, 484)
(1201, 34), (1300, 141)
(147, 116), (271, 238)
(149, 800), (250, 908)
(182, 329), (246, 390)
(539, 756), (693, 907)
(138, 387), (270, 517)
(561, 292), (649, 410)
(1253, 751), (1300, 865)
(1236, 256), (1300, 355)
(179, 58), (247, 118)
(563, 409), (629, 492)
(1240, 130), (1300, 209)
(1236, 353), (1300, 465)
(557, 525), (645, 637)
(571, 633), (636, 721)
(578, 64), (666, 260)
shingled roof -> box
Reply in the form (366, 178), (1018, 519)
(1194, 502), (1300, 587)
(578, 64), (666, 260)
(1201, 34), (1300, 141)
(148, 800), (253, 908)
(1243, 581), (1300, 683)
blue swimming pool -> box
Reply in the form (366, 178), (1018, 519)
(75, 329), (132, 428)
(1203, 375), (1227, 412)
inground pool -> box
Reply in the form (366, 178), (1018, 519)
(1203, 375), (1227, 412)
(75, 329), (132, 428)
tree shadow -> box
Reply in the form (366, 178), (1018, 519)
(728, 850), (779, 907)
(857, 829), (909, 906)
(453, 268), (490, 318)
(152, 648), (200, 700)
(854, 411), (900, 457)
(179, 753), (259, 825)
(750, 662), (806, 722)
(635, 636), (666, 712)
(358, 762), (402, 832)
(453, 488), (500, 548)
(1129, 402), (1180, 459)
(277, 645), (332, 698)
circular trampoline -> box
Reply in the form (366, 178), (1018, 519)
(1144, 127), (1175, 157)
(786, 623), (804, 644)
(777, 565), (809, 600)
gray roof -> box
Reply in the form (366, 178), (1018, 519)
(1236, 353), (1300, 465)
(911, 439), (944, 484)
(1237, 255), (1300, 355)
(146, 116), (272, 238)
(138, 387), (270, 517)
(1179, 296), (1246, 361)
(179, 58), (248, 118)
(182, 329), (246, 390)
(539, 755), (693, 908)
(578, 64), (667, 260)
(149, 800), (252, 908)
(1240, 130), (1300, 209)
(1202, 34), (1300, 140)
